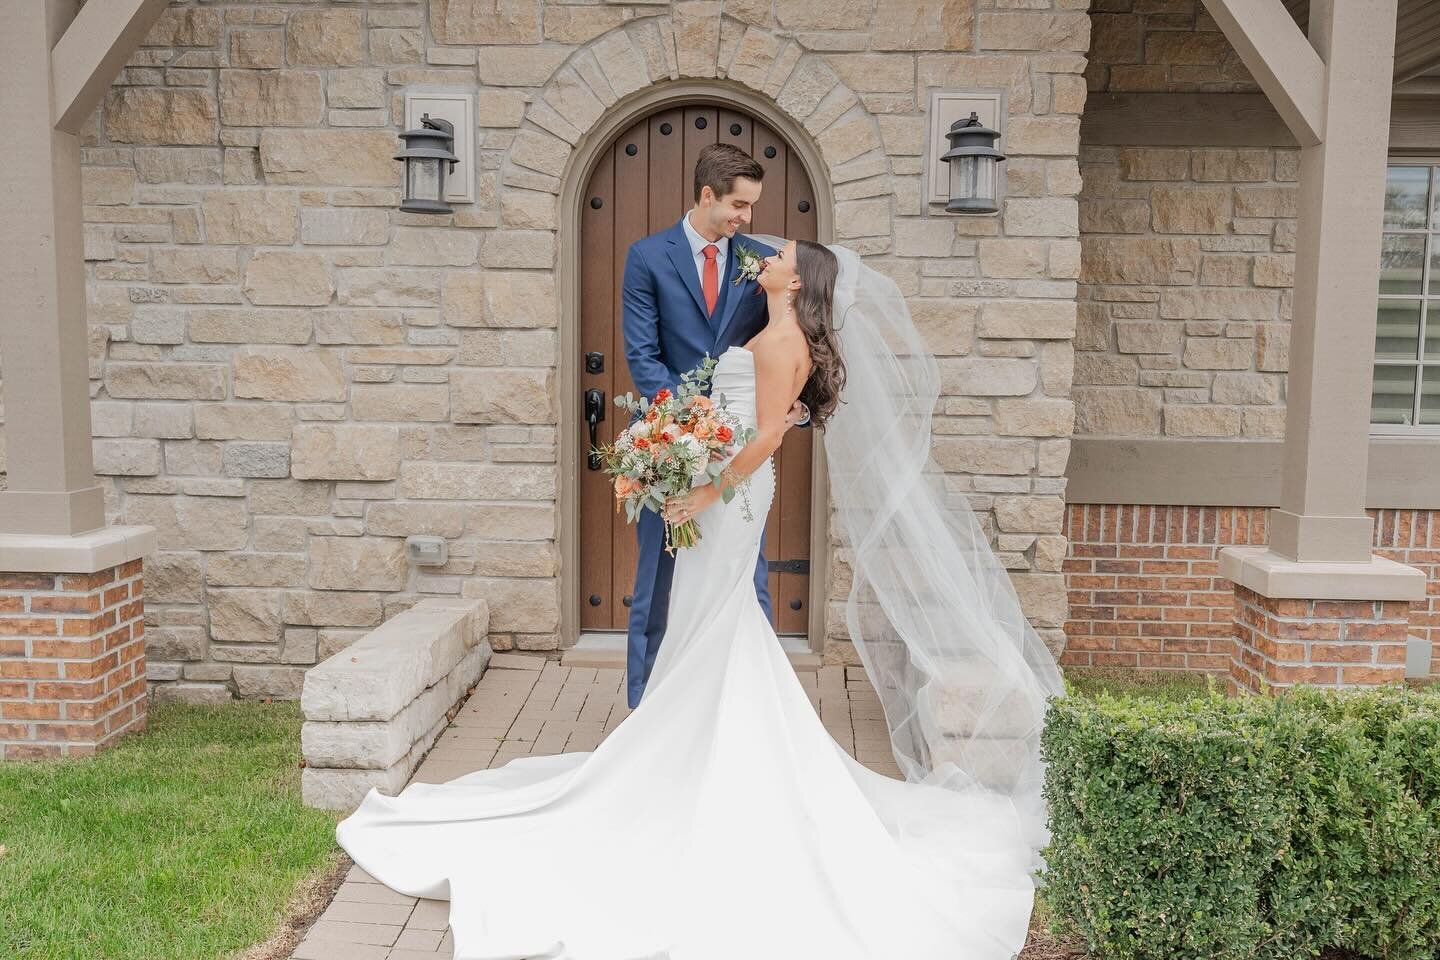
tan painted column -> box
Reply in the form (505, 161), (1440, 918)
(0, 0), (107, 536)
(1269, 0), (1399, 563)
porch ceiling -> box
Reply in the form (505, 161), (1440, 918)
(1284, 0), (1440, 83)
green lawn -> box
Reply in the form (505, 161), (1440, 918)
(0, 701), (344, 960)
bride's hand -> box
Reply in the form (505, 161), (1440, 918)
(784, 400), (809, 428)
(664, 484), (720, 524)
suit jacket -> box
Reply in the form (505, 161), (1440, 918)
(621, 218), (776, 402)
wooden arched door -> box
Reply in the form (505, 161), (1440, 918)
(579, 104), (819, 638)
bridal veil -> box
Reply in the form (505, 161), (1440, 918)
(749, 234), (1067, 879)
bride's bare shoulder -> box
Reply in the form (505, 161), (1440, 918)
(748, 328), (809, 374)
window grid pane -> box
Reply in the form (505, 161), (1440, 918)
(1373, 163), (1438, 430)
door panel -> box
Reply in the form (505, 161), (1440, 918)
(579, 104), (819, 637)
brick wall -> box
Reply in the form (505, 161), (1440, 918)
(1063, 505), (1440, 680)
(0, 559), (149, 759)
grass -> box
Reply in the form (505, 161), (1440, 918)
(0, 701), (344, 960)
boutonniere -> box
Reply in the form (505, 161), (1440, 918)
(733, 245), (763, 286)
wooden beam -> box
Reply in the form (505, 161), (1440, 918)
(51, 0), (171, 135)
(1201, 0), (1326, 146)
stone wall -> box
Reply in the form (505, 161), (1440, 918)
(1075, 0), (1295, 439)
(8, 0), (1088, 699)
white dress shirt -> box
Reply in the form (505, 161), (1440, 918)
(681, 210), (728, 292)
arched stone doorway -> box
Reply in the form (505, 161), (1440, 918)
(557, 85), (835, 652)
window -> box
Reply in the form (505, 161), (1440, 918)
(1373, 161), (1440, 433)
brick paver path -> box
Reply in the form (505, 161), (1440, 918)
(290, 652), (897, 959)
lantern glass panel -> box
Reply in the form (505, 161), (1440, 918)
(948, 155), (995, 203)
(407, 157), (443, 204)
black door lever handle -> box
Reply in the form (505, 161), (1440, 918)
(585, 388), (606, 470)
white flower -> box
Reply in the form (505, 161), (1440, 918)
(733, 245), (763, 286)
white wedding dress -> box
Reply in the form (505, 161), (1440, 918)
(335, 345), (1039, 960)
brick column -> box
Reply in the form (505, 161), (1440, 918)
(1221, 546), (1424, 696)
(0, 528), (154, 760)
(1230, 587), (1410, 695)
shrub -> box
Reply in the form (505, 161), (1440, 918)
(1040, 683), (1440, 960)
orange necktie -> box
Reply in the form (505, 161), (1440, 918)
(702, 244), (719, 316)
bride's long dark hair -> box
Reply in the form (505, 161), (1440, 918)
(792, 240), (846, 428)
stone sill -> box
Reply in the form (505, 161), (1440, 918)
(1219, 546), (1428, 601)
(300, 598), (491, 811)
(0, 525), (155, 573)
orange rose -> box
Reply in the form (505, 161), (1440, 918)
(690, 396), (713, 411)
(654, 388), (671, 403)
(692, 420), (712, 439)
(715, 424), (733, 443)
(614, 475), (638, 498)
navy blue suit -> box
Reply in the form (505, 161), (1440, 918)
(620, 218), (776, 708)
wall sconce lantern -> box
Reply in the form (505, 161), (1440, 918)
(395, 114), (459, 214)
(939, 112), (1006, 214)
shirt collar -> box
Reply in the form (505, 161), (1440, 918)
(681, 210), (728, 260)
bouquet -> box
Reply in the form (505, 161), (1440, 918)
(593, 357), (757, 554)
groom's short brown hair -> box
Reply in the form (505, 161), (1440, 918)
(694, 143), (764, 203)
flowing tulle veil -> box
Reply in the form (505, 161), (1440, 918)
(749, 234), (1067, 880)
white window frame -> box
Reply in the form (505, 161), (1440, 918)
(1372, 156), (1440, 437)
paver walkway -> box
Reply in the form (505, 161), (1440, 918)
(289, 651), (897, 960)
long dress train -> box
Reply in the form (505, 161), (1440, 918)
(335, 345), (1038, 960)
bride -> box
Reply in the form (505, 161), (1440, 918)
(335, 237), (1067, 960)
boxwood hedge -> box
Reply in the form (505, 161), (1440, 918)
(1040, 683), (1440, 960)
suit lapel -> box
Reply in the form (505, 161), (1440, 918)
(663, 221), (709, 323)
(713, 237), (751, 345)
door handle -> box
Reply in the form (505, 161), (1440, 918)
(585, 388), (606, 470)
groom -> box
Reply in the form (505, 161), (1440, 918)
(620, 143), (808, 708)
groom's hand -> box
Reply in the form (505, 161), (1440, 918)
(784, 401), (810, 429)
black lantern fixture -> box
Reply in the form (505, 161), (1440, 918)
(395, 114), (459, 214)
(939, 112), (1005, 214)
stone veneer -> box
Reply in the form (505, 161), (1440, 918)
(0, 0), (1088, 699)
(1064, 504), (1440, 680)
(0, 560), (148, 759)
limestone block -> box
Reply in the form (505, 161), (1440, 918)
(302, 209), (390, 246)
(1117, 148), (1188, 181)
(145, 8), (222, 46)
(390, 227), (479, 267)
(146, 627), (207, 662)
(871, 0), (972, 50)
(291, 424), (402, 481)
(1006, 116), (1080, 157)
(327, 71), (387, 109)
(461, 577), (559, 633)
(1234, 186), (1298, 218)
(980, 12), (1088, 51)
(308, 537), (410, 591)
(351, 383), (450, 422)
(994, 495), (1065, 534)
(1193, 149), (1271, 182)
(477, 46), (571, 86)
(479, 231), (556, 269)
(1152, 187), (1230, 234)
(82, 167), (135, 205)
(942, 357), (1037, 396)
(146, 553), (206, 604)
(104, 89), (217, 145)
(260, 130), (400, 186)
(464, 503), (557, 540)
(510, 127), (570, 179)
(978, 300), (1075, 339)
(593, 32), (650, 99)
(338, 268), (441, 306)
(431, 0), (540, 43)
(500, 189), (558, 230)
(450, 369), (555, 424)
(1256, 322), (1289, 372)
(995, 399), (1075, 437)
(222, 442), (290, 478)
(209, 589), (284, 645)
(195, 404), (294, 441)
(1072, 386), (1162, 436)
(909, 299), (976, 355)
(544, 6), (627, 44)
(233, 347), (346, 402)
(1080, 238), (1200, 285)
(1164, 405), (1241, 437)
(93, 438), (163, 477)
(1115, 320), (1182, 354)
(151, 248), (239, 284)
(672, 2), (722, 77)
(370, 28), (424, 65)
(400, 462), (556, 500)
(126, 495), (250, 551)
(206, 554), (308, 589)
(1003, 197), (1078, 237)
(777, 0), (869, 29)
(233, 665), (307, 699)
(894, 220), (955, 258)
(1253, 254), (1294, 288)
(201, 190), (299, 245)
(230, 30), (283, 69)
(302, 599), (489, 721)
(219, 71), (323, 127)
(132, 404), (194, 439)
(189, 307), (312, 344)
(778, 57), (841, 120)
(104, 363), (226, 400)
(931, 437), (1033, 475)
(285, 591), (385, 628)
(366, 502), (468, 538)
(478, 271), (558, 327)
(979, 239), (1048, 279)
(1212, 372), (1279, 405)
(286, 10), (365, 66)
(243, 251), (334, 306)
(314, 310), (405, 345)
